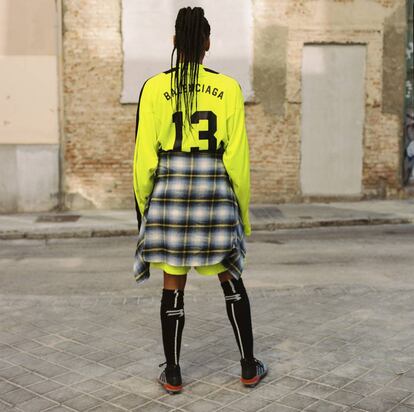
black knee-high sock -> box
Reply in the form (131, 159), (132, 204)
(160, 288), (185, 366)
(220, 277), (254, 361)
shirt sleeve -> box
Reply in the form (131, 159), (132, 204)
(133, 79), (159, 219)
(223, 82), (252, 237)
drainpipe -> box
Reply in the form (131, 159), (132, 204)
(56, 0), (65, 209)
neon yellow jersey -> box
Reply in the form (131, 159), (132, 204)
(133, 63), (251, 236)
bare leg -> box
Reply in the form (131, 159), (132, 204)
(218, 270), (233, 283)
(163, 271), (187, 290)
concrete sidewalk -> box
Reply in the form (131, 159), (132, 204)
(0, 199), (413, 240)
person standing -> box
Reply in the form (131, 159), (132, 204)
(133, 6), (267, 394)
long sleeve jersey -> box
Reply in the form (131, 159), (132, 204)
(133, 63), (251, 236)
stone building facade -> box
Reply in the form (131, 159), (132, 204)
(62, 0), (410, 211)
(0, 0), (411, 213)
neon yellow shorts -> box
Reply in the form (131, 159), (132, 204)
(150, 260), (228, 276)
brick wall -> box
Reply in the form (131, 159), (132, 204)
(62, 0), (410, 210)
(63, 0), (134, 209)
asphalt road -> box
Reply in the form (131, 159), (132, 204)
(0, 224), (413, 296)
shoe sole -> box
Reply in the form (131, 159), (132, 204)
(240, 366), (268, 387)
(158, 378), (182, 394)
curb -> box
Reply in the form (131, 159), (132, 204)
(0, 229), (138, 241)
(253, 217), (413, 231)
(0, 217), (412, 240)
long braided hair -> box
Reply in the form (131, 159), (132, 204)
(170, 7), (210, 132)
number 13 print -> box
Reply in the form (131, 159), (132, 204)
(172, 110), (218, 152)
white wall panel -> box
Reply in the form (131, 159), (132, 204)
(121, 0), (253, 103)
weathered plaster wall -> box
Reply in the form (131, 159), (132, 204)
(0, 0), (60, 213)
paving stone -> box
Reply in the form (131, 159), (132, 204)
(109, 392), (150, 409)
(315, 337), (348, 352)
(330, 362), (369, 380)
(304, 399), (346, 412)
(390, 406), (414, 412)
(325, 389), (364, 407)
(87, 402), (126, 411)
(206, 388), (243, 405)
(26, 379), (63, 395)
(0, 402), (20, 412)
(18, 396), (58, 412)
(274, 339), (310, 353)
(181, 398), (222, 412)
(185, 380), (221, 397)
(182, 364), (218, 380)
(0, 360), (12, 369)
(0, 366), (28, 379)
(289, 367), (325, 380)
(225, 393), (272, 412)
(365, 387), (412, 404)
(132, 401), (173, 411)
(315, 373), (352, 389)
(354, 394), (398, 412)
(69, 378), (108, 393)
(76, 363), (113, 378)
(54, 341), (95, 357)
(307, 359), (342, 372)
(30, 363), (69, 379)
(99, 354), (134, 369)
(81, 350), (114, 363)
(391, 375), (414, 392)
(297, 382), (337, 399)
(36, 407), (73, 412)
(63, 393), (103, 410)
(341, 379), (382, 396)
(403, 394), (414, 406)
(41, 351), (75, 364)
(258, 382), (293, 401)
(6, 352), (41, 367)
(97, 370), (132, 384)
(57, 356), (92, 370)
(9, 372), (46, 387)
(359, 368), (399, 386)
(0, 387), (38, 405)
(116, 376), (165, 398)
(157, 392), (197, 408)
(0, 380), (19, 395)
(201, 371), (238, 386)
(272, 376), (308, 390)
(45, 386), (84, 403)
(355, 388), (411, 412)
(54, 371), (92, 386)
(90, 384), (128, 401)
(278, 392), (319, 410)
(249, 384), (290, 402)
(260, 403), (299, 412)
(34, 334), (67, 346)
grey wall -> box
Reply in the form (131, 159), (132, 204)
(0, 145), (59, 213)
(300, 44), (366, 196)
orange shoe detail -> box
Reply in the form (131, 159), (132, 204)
(159, 380), (182, 393)
(240, 375), (261, 386)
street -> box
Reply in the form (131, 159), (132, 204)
(0, 225), (413, 411)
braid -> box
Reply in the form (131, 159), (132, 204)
(170, 7), (210, 132)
